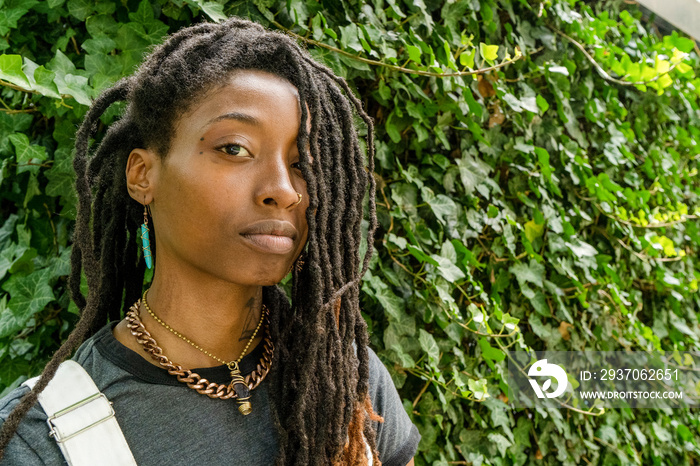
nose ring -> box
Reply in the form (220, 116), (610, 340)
(292, 193), (302, 206)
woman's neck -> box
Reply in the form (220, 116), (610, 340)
(113, 266), (265, 370)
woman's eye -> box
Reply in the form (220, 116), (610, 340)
(218, 144), (250, 157)
(292, 161), (302, 170)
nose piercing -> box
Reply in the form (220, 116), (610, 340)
(292, 193), (302, 206)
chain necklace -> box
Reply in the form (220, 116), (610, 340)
(142, 289), (265, 369)
(126, 290), (273, 415)
(141, 289), (265, 415)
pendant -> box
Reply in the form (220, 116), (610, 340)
(228, 362), (252, 415)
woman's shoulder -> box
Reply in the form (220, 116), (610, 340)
(73, 321), (117, 365)
(365, 345), (395, 385)
(0, 324), (123, 465)
(363, 344), (421, 466)
(0, 323), (110, 417)
(364, 344), (408, 406)
(0, 383), (65, 465)
(0, 383), (31, 420)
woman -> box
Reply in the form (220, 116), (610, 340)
(0, 17), (420, 465)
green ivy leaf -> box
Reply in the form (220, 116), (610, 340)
(67, 0), (94, 21)
(548, 65), (569, 76)
(47, 50), (93, 105)
(185, 0), (227, 22)
(425, 193), (458, 226)
(524, 219), (544, 243)
(0, 3), (37, 36)
(565, 238), (597, 258)
(384, 112), (402, 143)
(651, 422), (672, 442)
(430, 254), (465, 282)
(457, 154), (492, 195)
(2, 268), (55, 327)
(81, 35), (117, 55)
(500, 313), (519, 331)
(389, 343), (416, 368)
(467, 377), (489, 400)
(418, 328), (440, 366)
(479, 43), (499, 62)
(458, 48), (475, 68)
(536, 94), (549, 113)
(23, 60), (61, 99)
(45, 147), (78, 214)
(0, 243), (28, 281)
(406, 45), (422, 63)
(510, 259), (545, 288)
(487, 432), (512, 457)
(468, 303), (485, 324)
(48, 247), (71, 279)
(0, 54), (29, 87)
(478, 337), (505, 362)
(364, 275), (405, 321)
(0, 296), (23, 339)
(9, 133), (47, 165)
(406, 245), (439, 266)
(676, 424), (692, 442)
(128, 0), (155, 24)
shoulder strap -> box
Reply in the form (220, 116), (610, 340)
(22, 360), (138, 466)
(364, 433), (374, 465)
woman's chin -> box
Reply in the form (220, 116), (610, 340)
(232, 266), (292, 287)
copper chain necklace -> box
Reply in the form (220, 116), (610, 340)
(125, 296), (274, 415)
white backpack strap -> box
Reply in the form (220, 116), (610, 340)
(22, 360), (137, 466)
(364, 433), (374, 465)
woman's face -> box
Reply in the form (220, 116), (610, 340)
(134, 69), (311, 286)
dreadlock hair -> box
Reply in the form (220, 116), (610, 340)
(0, 17), (382, 465)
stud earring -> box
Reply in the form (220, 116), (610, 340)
(140, 201), (153, 269)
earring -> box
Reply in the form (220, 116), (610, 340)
(140, 202), (153, 269)
(294, 251), (305, 272)
(286, 251), (305, 276)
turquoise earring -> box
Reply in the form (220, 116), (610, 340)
(140, 202), (153, 269)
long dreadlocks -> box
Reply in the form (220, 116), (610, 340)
(0, 17), (381, 465)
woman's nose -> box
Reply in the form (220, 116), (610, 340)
(256, 156), (302, 209)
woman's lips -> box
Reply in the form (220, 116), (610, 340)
(241, 234), (295, 254)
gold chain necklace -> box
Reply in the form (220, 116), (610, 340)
(134, 289), (269, 415)
(125, 302), (274, 408)
(142, 289), (265, 369)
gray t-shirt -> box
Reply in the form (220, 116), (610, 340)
(0, 322), (420, 465)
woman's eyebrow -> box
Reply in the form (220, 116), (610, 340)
(208, 111), (261, 127)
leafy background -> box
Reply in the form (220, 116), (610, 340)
(0, 0), (699, 464)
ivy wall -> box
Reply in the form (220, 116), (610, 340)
(0, 0), (698, 464)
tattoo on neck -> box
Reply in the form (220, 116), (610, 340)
(239, 293), (262, 341)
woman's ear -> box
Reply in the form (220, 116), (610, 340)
(125, 148), (159, 204)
